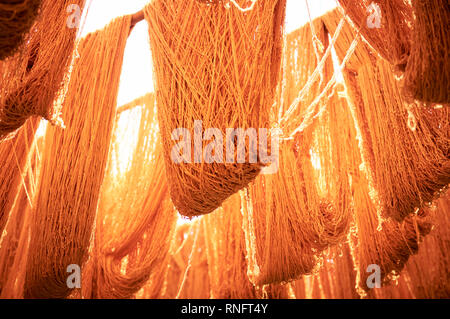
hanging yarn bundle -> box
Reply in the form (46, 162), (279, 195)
(365, 193), (449, 299)
(83, 94), (177, 299)
(159, 220), (211, 299)
(0, 118), (39, 235)
(0, 0), (42, 60)
(133, 238), (174, 300)
(312, 84), (356, 227)
(144, 0), (287, 217)
(202, 192), (292, 298)
(241, 19), (352, 286)
(23, 16), (131, 299)
(396, 194), (450, 298)
(291, 244), (359, 299)
(133, 223), (195, 299)
(318, 245), (360, 299)
(349, 59), (449, 221)
(331, 71), (435, 296)
(203, 194), (259, 298)
(0, 0), (448, 301)
(0, 127), (40, 297)
(291, 87), (362, 298)
(0, 0), (86, 141)
(323, 9), (450, 222)
(403, 0), (450, 104)
(348, 171), (432, 296)
(337, 0), (413, 70)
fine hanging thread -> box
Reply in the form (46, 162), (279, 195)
(175, 223), (201, 299)
(395, 194), (450, 298)
(291, 244), (359, 299)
